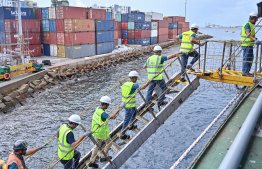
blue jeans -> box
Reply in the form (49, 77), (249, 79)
(121, 107), (137, 135)
(60, 150), (81, 169)
(146, 79), (167, 105)
(181, 50), (200, 76)
(242, 46), (254, 75)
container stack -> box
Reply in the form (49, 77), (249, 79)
(165, 16), (190, 37)
(152, 20), (168, 43)
(167, 17), (177, 40)
(121, 13), (128, 44)
(114, 21), (122, 46)
(127, 13), (134, 44)
(0, 7), (41, 57)
(134, 12), (151, 46)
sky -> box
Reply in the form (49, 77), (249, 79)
(34, 0), (261, 26)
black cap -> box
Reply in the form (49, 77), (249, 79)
(13, 140), (28, 150)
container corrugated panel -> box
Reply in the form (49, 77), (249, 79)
(151, 22), (158, 30)
(122, 30), (128, 38)
(182, 27), (189, 32)
(96, 42), (114, 55)
(50, 32), (57, 44)
(145, 12), (163, 20)
(121, 14), (127, 22)
(44, 44), (50, 56)
(49, 20), (56, 32)
(128, 38), (134, 44)
(5, 33), (41, 44)
(158, 28), (168, 35)
(65, 32), (96, 45)
(173, 16), (185, 22)
(178, 22), (189, 28)
(95, 20), (114, 31)
(168, 34), (177, 39)
(128, 13), (134, 21)
(114, 39), (118, 46)
(135, 38), (150, 46)
(50, 44), (57, 57)
(115, 14), (121, 22)
(178, 24), (182, 29)
(163, 17), (172, 23)
(121, 22), (128, 30)
(152, 20), (168, 28)
(145, 15), (151, 22)
(134, 22), (151, 30)
(28, 45), (41, 56)
(134, 13), (145, 22)
(178, 28), (182, 34)
(65, 44), (96, 59)
(150, 37), (157, 45)
(128, 30), (134, 38)
(114, 21), (121, 30)
(0, 7), (33, 19)
(35, 8), (42, 19)
(56, 6), (87, 19)
(0, 20), (4, 32)
(43, 32), (50, 44)
(56, 19), (64, 32)
(42, 8), (48, 19)
(64, 19), (95, 32)
(86, 8), (106, 20)
(57, 45), (65, 58)
(3, 19), (40, 33)
(168, 29), (178, 35)
(157, 34), (168, 43)
(96, 31), (114, 43)
(135, 30), (150, 38)
(118, 38), (121, 45)
(49, 7), (56, 19)
(57, 32), (64, 45)
(106, 12), (111, 20)
(169, 22), (178, 29)
(122, 38), (128, 44)
(151, 30), (158, 37)
(0, 33), (5, 44)
(114, 30), (121, 39)
(42, 20), (49, 32)
(128, 22), (134, 30)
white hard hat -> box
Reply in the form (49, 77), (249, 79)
(128, 71), (139, 77)
(100, 96), (111, 104)
(153, 45), (162, 51)
(249, 12), (258, 17)
(190, 23), (199, 30)
(68, 114), (81, 124)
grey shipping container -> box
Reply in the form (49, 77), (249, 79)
(65, 44), (96, 59)
(96, 42), (114, 55)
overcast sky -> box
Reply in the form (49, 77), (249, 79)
(35, 0), (261, 26)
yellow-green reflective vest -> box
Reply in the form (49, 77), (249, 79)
(121, 81), (136, 108)
(147, 55), (164, 80)
(241, 21), (255, 46)
(58, 124), (75, 160)
(92, 107), (110, 140)
(180, 30), (195, 53)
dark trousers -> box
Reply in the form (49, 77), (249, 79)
(60, 150), (81, 169)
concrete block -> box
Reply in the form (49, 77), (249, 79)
(0, 103), (6, 110)
(33, 80), (41, 86)
(0, 94), (3, 100)
(8, 91), (20, 99)
(54, 80), (59, 85)
(16, 95), (26, 103)
(27, 88), (34, 97)
(2, 96), (12, 102)
(10, 98), (19, 106)
(29, 83), (35, 89)
(17, 84), (29, 94)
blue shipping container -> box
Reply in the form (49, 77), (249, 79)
(169, 22), (178, 29)
(44, 44), (50, 56)
(0, 33), (5, 44)
(128, 13), (134, 21)
(128, 38), (134, 44)
(0, 7), (33, 20)
(42, 20), (49, 32)
(95, 20), (114, 31)
(128, 7), (131, 13)
(96, 42), (114, 55)
(96, 31), (114, 43)
(0, 20), (4, 32)
(134, 13), (145, 22)
(106, 12), (111, 20)
(121, 14), (128, 22)
(42, 8), (48, 19)
(135, 38), (150, 46)
(150, 37), (157, 45)
(49, 20), (56, 32)
(118, 38), (121, 45)
(122, 30), (128, 38)
(135, 22), (151, 30)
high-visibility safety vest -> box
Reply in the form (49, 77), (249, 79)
(58, 124), (75, 160)
(147, 55), (164, 80)
(121, 81), (136, 108)
(6, 152), (24, 169)
(241, 21), (255, 46)
(92, 107), (110, 140)
(180, 30), (196, 53)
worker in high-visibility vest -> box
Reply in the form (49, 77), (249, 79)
(176, 24), (205, 82)
(89, 96), (120, 169)
(57, 114), (89, 169)
(143, 46), (178, 107)
(6, 140), (43, 169)
(241, 12), (261, 77)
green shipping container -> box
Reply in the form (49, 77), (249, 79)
(115, 14), (121, 22)
(128, 22), (134, 30)
(33, 8), (35, 19)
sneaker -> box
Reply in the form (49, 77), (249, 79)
(100, 156), (112, 162)
(129, 125), (137, 130)
(145, 107), (154, 112)
(180, 77), (186, 82)
(158, 101), (168, 106)
(186, 65), (195, 71)
(242, 73), (254, 77)
(120, 134), (130, 140)
(89, 163), (99, 168)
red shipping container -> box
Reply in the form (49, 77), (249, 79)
(64, 19), (95, 32)
(4, 19), (40, 33)
(135, 30), (150, 38)
(178, 22), (190, 28)
(64, 32), (95, 45)
(168, 34), (177, 39)
(35, 8), (42, 20)
(152, 20), (168, 28)
(86, 8), (106, 20)
(168, 29), (178, 35)
(121, 22), (128, 30)
(5, 33), (41, 44)
(28, 44), (41, 56)
(43, 32), (50, 44)
(158, 28), (168, 35)
(182, 28), (190, 32)
(114, 30), (122, 39)
(158, 34), (168, 43)
(163, 17), (173, 23)
(114, 21), (121, 30)
(128, 30), (135, 38)
(57, 33), (65, 45)
(49, 32), (57, 44)
(178, 29), (182, 34)
(56, 6), (87, 19)
(173, 16), (185, 22)
(122, 38), (128, 44)
(178, 24), (182, 29)
(114, 39), (118, 46)
(118, 30), (121, 38)
(56, 19), (64, 32)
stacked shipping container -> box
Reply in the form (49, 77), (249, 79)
(165, 16), (190, 38)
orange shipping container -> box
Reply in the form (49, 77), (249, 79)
(64, 19), (95, 32)
(163, 17), (173, 23)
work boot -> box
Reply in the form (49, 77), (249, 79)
(180, 77), (186, 82)
(158, 101), (168, 106)
(186, 65), (195, 71)
(100, 156), (112, 162)
(89, 163), (99, 168)
(120, 134), (130, 140)
(242, 73), (254, 77)
(144, 106), (154, 112)
(129, 125), (137, 130)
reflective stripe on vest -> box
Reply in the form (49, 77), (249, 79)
(180, 30), (195, 53)
(58, 124), (75, 160)
(147, 55), (164, 80)
(92, 107), (110, 140)
(121, 81), (136, 108)
(241, 21), (255, 47)
(7, 152), (24, 169)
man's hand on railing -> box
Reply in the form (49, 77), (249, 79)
(255, 38), (261, 45)
(200, 42), (205, 46)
